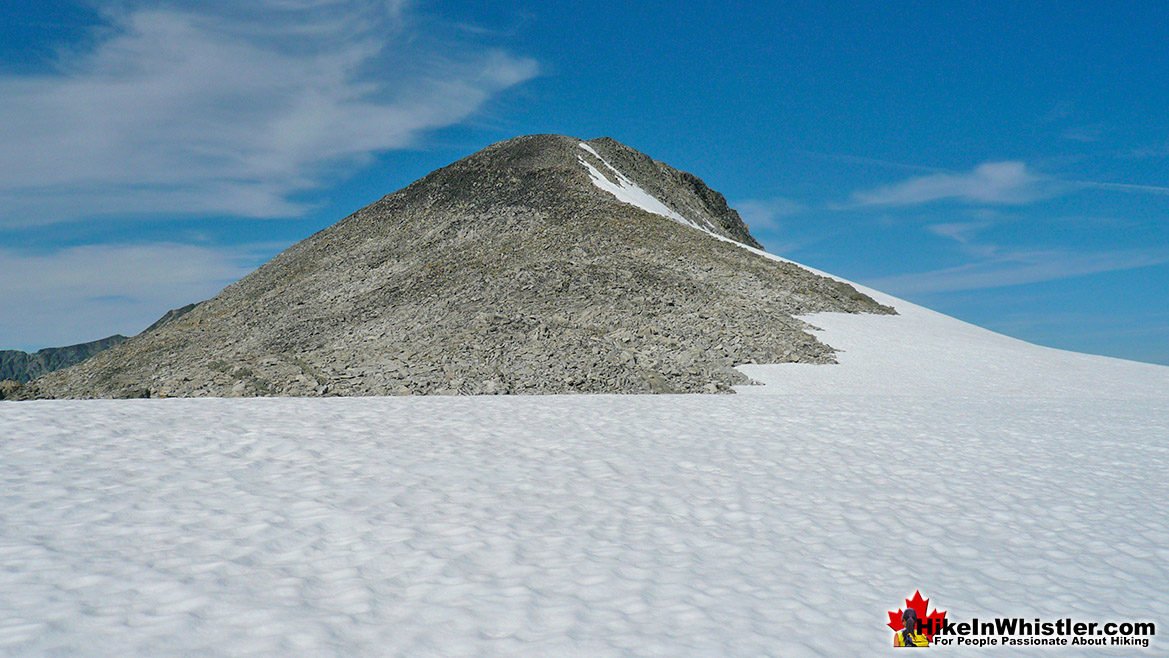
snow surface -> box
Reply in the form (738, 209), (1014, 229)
(3, 393), (1166, 656)
(2, 233), (1168, 655)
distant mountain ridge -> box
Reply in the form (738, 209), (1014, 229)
(1, 302), (199, 394)
(1, 335), (128, 383)
(20, 134), (892, 399)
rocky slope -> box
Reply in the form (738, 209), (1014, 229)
(141, 303), (199, 334)
(21, 135), (893, 399)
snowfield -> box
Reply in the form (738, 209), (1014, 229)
(737, 271), (1169, 401)
(3, 260), (1167, 655)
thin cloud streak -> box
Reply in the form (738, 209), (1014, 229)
(847, 159), (1169, 208)
(799, 150), (948, 174)
(867, 248), (1169, 295)
(926, 222), (990, 244)
(851, 161), (1058, 206)
(0, 0), (538, 227)
(1061, 179), (1169, 195)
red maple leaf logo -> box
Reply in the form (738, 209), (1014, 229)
(888, 590), (947, 641)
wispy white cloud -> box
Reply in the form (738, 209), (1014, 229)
(867, 247), (1169, 295)
(733, 197), (805, 231)
(0, 242), (277, 350)
(926, 221), (990, 244)
(1059, 178), (1169, 195)
(0, 0), (538, 227)
(849, 159), (1169, 208)
(888, 209), (1169, 295)
(799, 150), (944, 174)
(731, 197), (809, 255)
(1059, 124), (1106, 143)
(1126, 141), (1169, 159)
(851, 161), (1058, 206)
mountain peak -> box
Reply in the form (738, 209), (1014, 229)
(390, 134), (761, 248)
(21, 135), (890, 399)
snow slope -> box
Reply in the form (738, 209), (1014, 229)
(2, 211), (1167, 655)
(736, 262), (1169, 400)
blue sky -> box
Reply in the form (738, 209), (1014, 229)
(2, 0), (1167, 364)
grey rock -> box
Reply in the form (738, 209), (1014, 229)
(19, 134), (894, 399)
(142, 303), (199, 334)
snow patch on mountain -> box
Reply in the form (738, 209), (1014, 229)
(578, 142), (714, 233)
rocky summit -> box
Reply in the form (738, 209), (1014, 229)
(21, 135), (893, 399)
